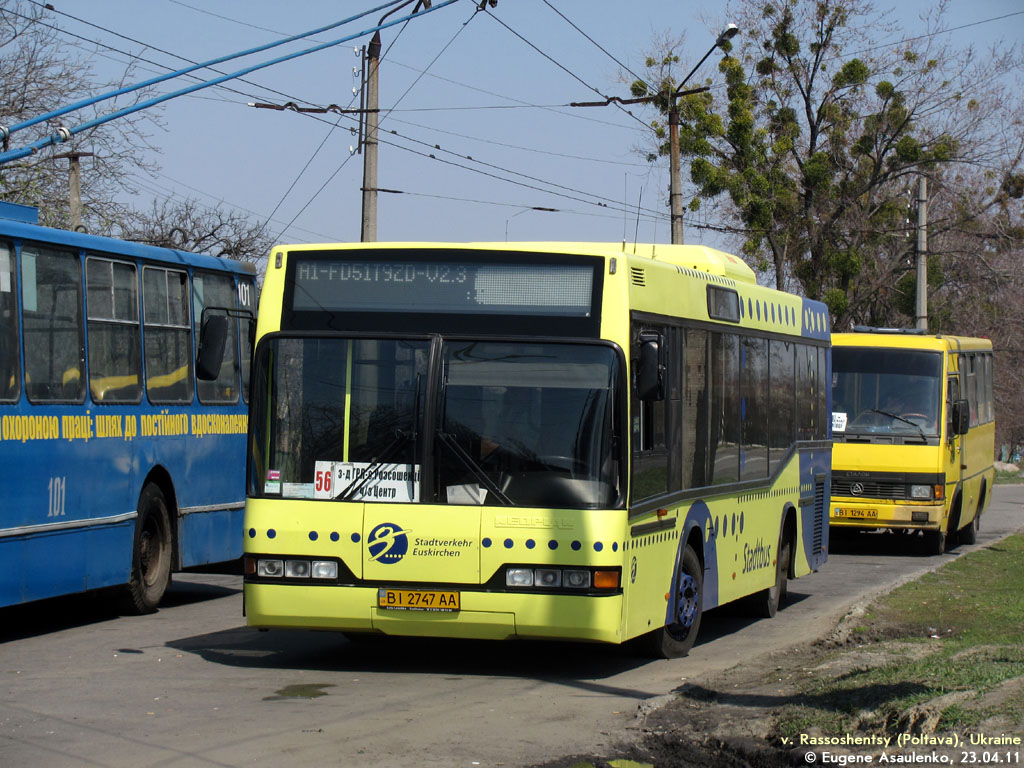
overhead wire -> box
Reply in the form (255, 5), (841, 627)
(28, 1), (654, 242)
(5, 0), (406, 140)
(0, 0), (461, 165)
(480, 7), (649, 130)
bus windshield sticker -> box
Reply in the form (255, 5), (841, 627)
(832, 412), (848, 433)
(314, 460), (421, 503)
(446, 483), (488, 505)
(282, 483), (314, 499)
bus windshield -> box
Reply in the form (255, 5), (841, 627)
(250, 337), (623, 509)
(832, 347), (942, 437)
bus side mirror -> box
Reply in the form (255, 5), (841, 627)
(951, 399), (970, 435)
(196, 314), (229, 381)
(637, 335), (665, 402)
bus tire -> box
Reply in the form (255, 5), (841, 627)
(959, 512), (979, 545)
(636, 544), (703, 659)
(752, 529), (791, 619)
(125, 484), (173, 614)
(923, 529), (946, 556)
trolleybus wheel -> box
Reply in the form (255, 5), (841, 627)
(637, 544), (703, 659)
(125, 484), (173, 614)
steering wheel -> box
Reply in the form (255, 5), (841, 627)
(900, 413), (929, 422)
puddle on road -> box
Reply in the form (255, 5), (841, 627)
(263, 683), (335, 701)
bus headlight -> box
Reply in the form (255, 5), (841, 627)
(563, 570), (591, 589)
(909, 485), (931, 500)
(311, 561), (338, 579)
(257, 559), (284, 578)
(534, 569), (562, 588)
(503, 567), (616, 590)
(285, 560), (310, 578)
(506, 568), (534, 587)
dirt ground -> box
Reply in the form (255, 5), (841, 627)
(532, 643), (819, 768)
(531, 610), (1024, 768)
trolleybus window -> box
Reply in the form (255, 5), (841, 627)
(143, 266), (192, 404)
(86, 257), (141, 403)
(0, 241), (17, 402)
(22, 245), (84, 403)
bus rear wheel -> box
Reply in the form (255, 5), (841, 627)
(125, 484), (173, 614)
(636, 544), (703, 659)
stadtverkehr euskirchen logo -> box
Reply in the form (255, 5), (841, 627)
(367, 523), (410, 564)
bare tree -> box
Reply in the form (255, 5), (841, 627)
(113, 198), (274, 268)
(0, 0), (163, 229)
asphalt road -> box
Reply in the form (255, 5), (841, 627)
(3, 486), (1023, 768)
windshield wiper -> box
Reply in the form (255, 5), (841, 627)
(336, 427), (415, 501)
(436, 430), (514, 506)
(866, 409), (927, 438)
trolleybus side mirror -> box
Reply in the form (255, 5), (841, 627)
(637, 334), (665, 402)
(951, 399), (970, 435)
(196, 313), (229, 381)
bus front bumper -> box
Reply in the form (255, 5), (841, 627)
(244, 583), (625, 645)
(829, 500), (943, 531)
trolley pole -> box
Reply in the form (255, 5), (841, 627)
(360, 32), (381, 243)
(53, 151), (94, 233)
(915, 177), (928, 330)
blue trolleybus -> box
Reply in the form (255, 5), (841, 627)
(0, 200), (256, 611)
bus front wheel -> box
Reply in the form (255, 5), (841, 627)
(752, 529), (791, 619)
(125, 484), (173, 614)
(636, 544), (703, 659)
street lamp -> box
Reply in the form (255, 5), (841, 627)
(669, 24), (739, 245)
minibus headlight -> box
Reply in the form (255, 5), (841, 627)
(285, 559), (311, 578)
(909, 485), (931, 500)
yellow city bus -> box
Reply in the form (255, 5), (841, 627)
(830, 329), (994, 554)
(242, 242), (832, 657)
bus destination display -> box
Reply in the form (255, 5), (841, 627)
(292, 258), (594, 316)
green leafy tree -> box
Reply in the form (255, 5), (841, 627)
(631, 0), (1023, 330)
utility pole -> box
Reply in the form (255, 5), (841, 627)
(53, 151), (94, 232)
(668, 24), (738, 244)
(360, 32), (381, 243)
(915, 176), (928, 330)
(669, 108), (683, 244)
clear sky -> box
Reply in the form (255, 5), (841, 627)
(34, 0), (1024, 252)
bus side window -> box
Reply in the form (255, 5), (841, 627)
(0, 241), (19, 402)
(682, 327), (708, 489)
(631, 325), (668, 501)
(708, 332), (740, 485)
(22, 245), (85, 403)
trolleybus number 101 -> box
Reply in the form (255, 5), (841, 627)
(48, 476), (67, 517)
